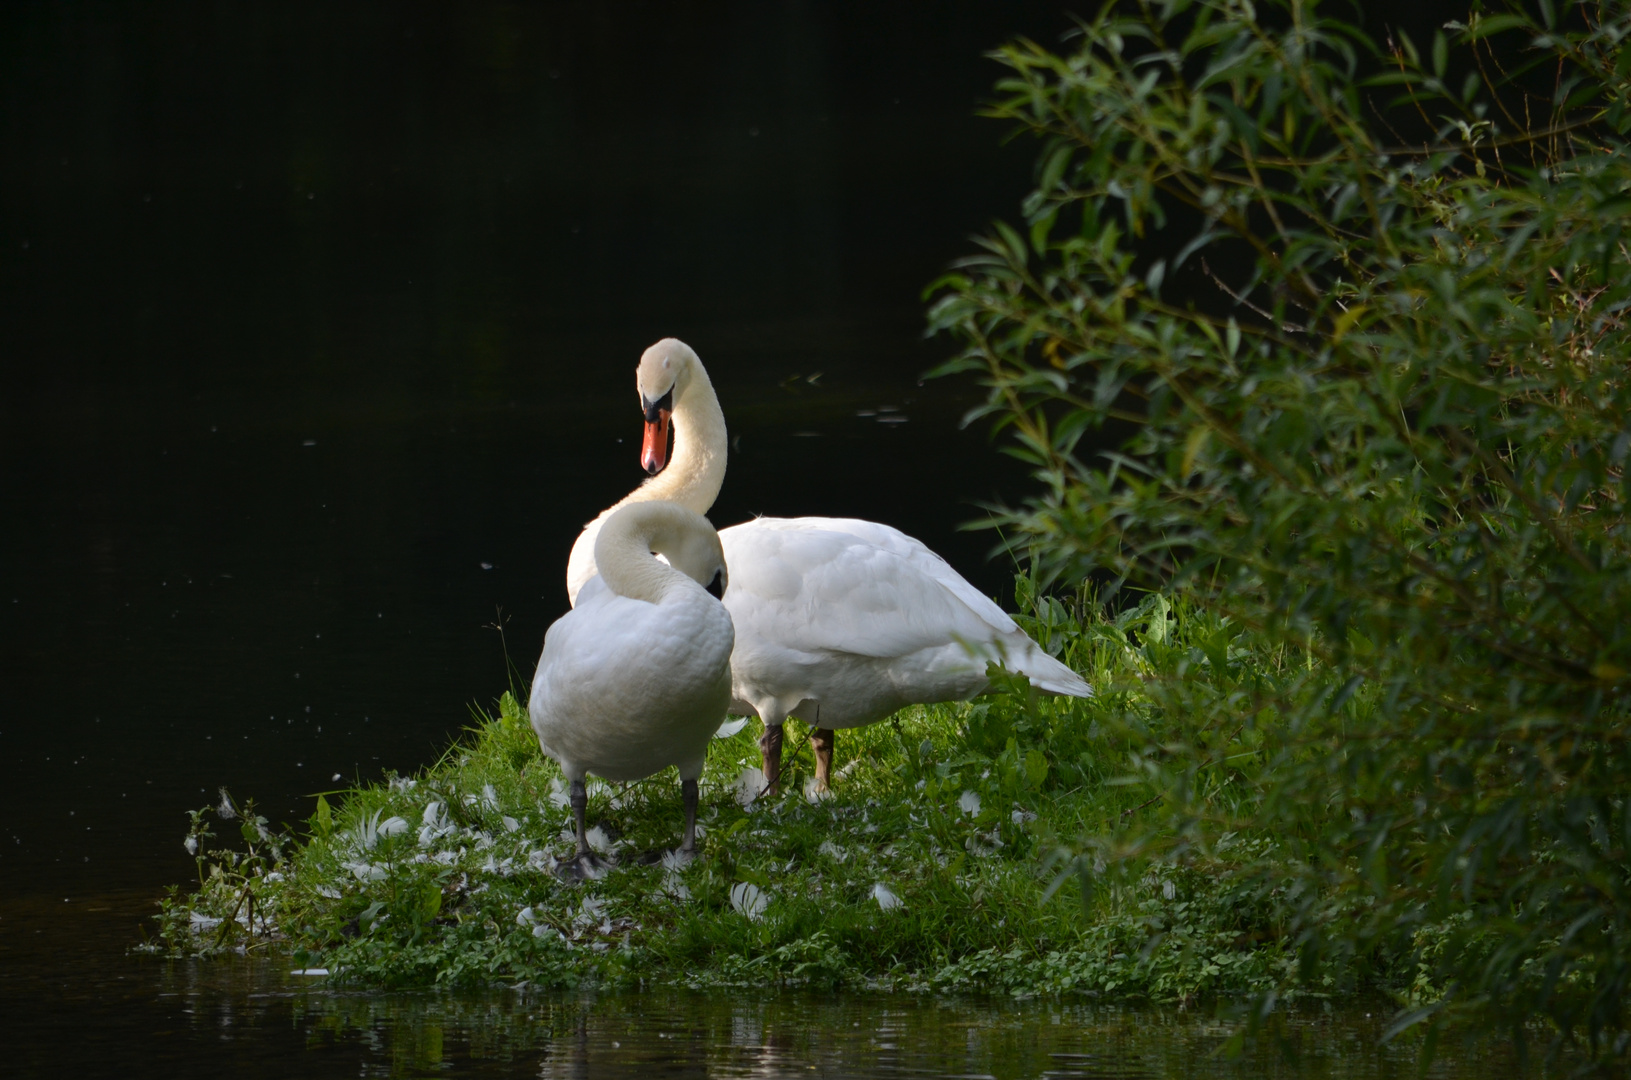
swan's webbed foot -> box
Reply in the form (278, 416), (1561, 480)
(553, 850), (609, 882)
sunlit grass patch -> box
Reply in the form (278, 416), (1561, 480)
(149, 586), (1328, 999)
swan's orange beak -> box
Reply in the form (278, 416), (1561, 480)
(641, 408), (671, 474)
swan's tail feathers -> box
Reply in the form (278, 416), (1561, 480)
(1031, 670), (1094, 698)
(1016, 649), (1094, 698)
(974, 633), (1094, 699)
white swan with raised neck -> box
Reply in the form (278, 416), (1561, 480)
(565, 340), (726, 606)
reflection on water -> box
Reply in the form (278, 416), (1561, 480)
(2, 893), (1521, 1079)
(251, 979), (1513, 1080)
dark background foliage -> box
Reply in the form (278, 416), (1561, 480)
(931, 0), (1631, 1062)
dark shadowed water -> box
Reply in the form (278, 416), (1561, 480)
(0, 2), (1519, 1076)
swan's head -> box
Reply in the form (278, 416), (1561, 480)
(595, 500), (729, 602)
(655, 513), (729, 601)
(636, 338), (700, 475)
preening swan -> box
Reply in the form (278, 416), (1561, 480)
(533, 500), (733, 878)
(567, 338), (1092, 796)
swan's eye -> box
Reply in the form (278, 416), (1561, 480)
(706, 570), (725, 600)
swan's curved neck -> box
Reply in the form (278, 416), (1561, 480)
(595, 503), (704, 604)
(616, 363), (726, 517)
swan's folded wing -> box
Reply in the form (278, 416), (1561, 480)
(724, 517), (1020, 636)
(573, 573), (611, 608)
(534, 587), (731, 714)
(533, 592), (643, 706)
(720, 520), (1012, 661)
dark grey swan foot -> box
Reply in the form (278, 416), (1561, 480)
(555, 777), (611, 881)
(553, 851), (610, 882)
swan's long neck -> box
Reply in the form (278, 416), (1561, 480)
(614, 363), (726, 517)
(595, 503), (706, 604)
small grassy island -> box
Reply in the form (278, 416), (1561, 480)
(152, 588), (1316, 1001)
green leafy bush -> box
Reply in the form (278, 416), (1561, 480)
(929, 0), (1631, 1063)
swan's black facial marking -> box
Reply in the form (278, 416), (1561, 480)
(706, 570), (725, 600)
(641, 387), (674, 423)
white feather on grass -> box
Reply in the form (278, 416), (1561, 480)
(714, 716), (750, 739)
(585, 825), (614, 854)
(818, 840), (848, 863)
(729, 882), (768, 919)
(734, 767), (768, 808)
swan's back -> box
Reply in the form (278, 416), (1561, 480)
(719, 517), (1089, 728)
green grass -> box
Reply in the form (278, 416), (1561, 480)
(148, 585), (1341, 999)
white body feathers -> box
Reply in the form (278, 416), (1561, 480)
(531, 502), (733, 784)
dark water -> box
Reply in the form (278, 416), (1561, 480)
(8, 892), (1519, 1080)
(0, 3), (1513, 1076)
(1, 0), (1053, 895)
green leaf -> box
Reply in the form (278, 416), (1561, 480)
(1023, 749), (1049, 789)
(1463, 13), (1529, 40)
(418, 882), (443, 922)
(1181, 424), (1210, 477)
(358, 900), (386, 932)
(1039, 143), (1072, 192)
(1145, 258), (1166, 296)
(1330, 303), (1366, 342)
(735, 866), (771, 890)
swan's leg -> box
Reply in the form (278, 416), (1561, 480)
(812, 728), (836, 792)
(570, 779), (589, 858)
(554, 778), (602, 881)
(680, 778), (699, 854)
(758, 722), (784, 798)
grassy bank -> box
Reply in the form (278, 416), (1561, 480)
(150, 585), (1367, 1000)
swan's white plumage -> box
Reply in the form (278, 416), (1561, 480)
(530, 586), (732, 782)
(720, 516), (1089, 729)
(531, 502), (733, 786)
